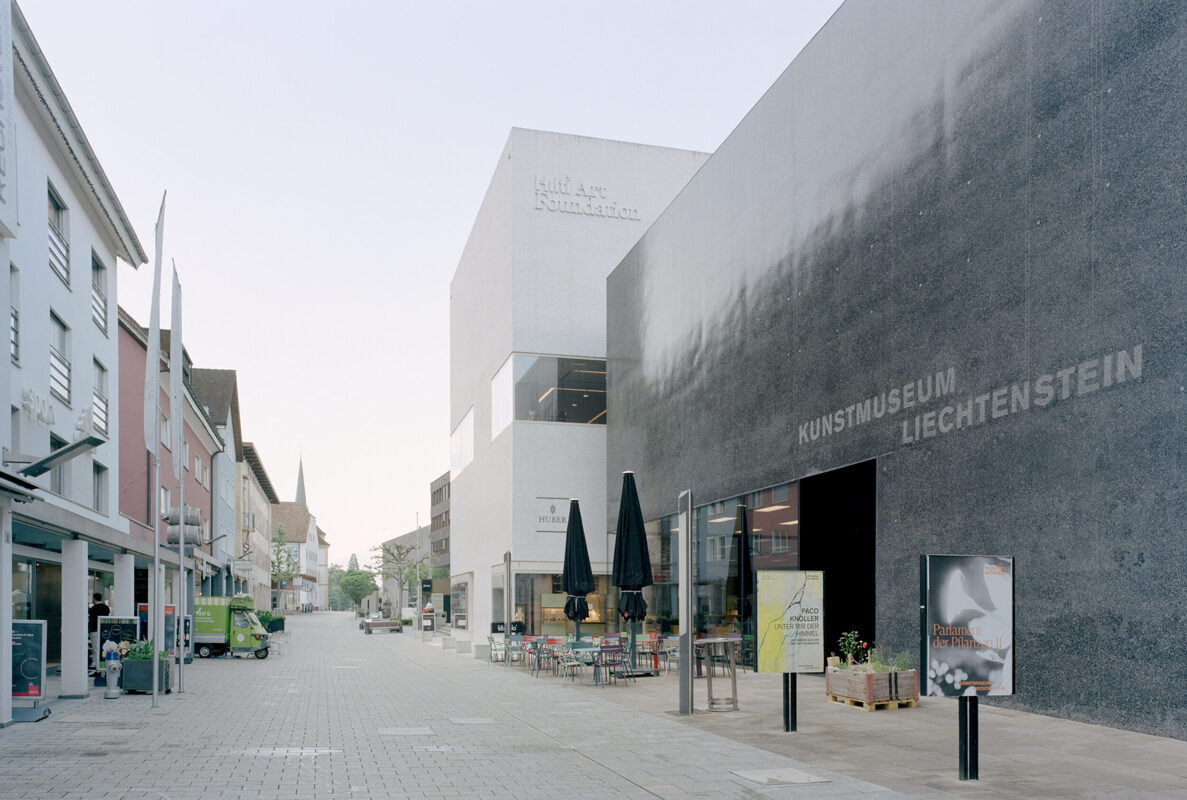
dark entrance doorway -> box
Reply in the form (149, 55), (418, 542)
(800, 459), (876, 659)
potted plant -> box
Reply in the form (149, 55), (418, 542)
(120, 639), (172, 693)
(825, 631), (918, 710)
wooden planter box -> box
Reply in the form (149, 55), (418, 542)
(121, 659), (172, 693)
(825, 667), (917, 710)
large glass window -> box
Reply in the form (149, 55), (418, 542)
(618, 479), (801, 642)
(508, 572), (612, 637)
(513, 355), (606, 424)
(449, 408), (474, 478)
(490, 357), (513, 439)
(450, 577), (469, 631)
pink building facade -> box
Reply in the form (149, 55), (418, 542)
(117, 308), (223, 597)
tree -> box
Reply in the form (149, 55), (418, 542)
(271, 528), (298, 608)
(347, 553), (360, 571)
(327, 563), (347, 611)
(370, 542), (426, 612)
(339, 569), (377, 609)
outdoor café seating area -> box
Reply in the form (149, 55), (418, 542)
(484, 631), (755, 688)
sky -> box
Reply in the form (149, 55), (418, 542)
(19, 0), (843, 568)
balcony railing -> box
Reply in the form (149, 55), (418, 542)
(50, 349), (70, 404)
(9, 306), (17, 362)
(91, 284), (108, 332)
(49, 225), (69, 284)
(92, 388), (108, 435)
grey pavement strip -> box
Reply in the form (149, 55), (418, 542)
(377, 726), (434, 735)
(732, 767), (831, 785)
(447, 717), (496, 724)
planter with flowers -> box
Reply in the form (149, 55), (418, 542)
(119, 639), (172, 693)
(825, 631), (918, 711)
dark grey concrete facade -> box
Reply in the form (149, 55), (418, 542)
(607, 0), (1186, 738)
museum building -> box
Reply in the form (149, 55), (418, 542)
(605, 0), (1186, 739)
(448, 128), (707, 643)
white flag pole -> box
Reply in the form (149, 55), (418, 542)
(144, 192), (166, 706)
(170, 263), (185, 693)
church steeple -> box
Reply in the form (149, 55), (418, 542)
(295, 458), (306, 506)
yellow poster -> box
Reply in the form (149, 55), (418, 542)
(756, 570), (824, 673)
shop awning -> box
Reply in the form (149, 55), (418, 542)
(0, 469), (38, 502)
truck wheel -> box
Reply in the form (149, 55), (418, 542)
(254, 648), (269, 659)
(197, 644), (213, 658)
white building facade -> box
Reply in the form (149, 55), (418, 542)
(448, 129), (706, 646)
(239, 442), (276, 612)
(0, 0), (147, 720)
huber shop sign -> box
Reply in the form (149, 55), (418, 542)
(534, 497), (568, 533)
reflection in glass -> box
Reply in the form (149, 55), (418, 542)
(614, 479), (800, 641)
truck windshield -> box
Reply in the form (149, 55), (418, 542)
(246, 612), (262, 628)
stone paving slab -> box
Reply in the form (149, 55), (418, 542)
(0, 613), (904, 799)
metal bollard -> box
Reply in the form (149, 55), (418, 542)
(104, 654), (122, 699)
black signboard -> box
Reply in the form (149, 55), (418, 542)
(12, 620), (46, 699)
(490, 621), (525, 634)
(421, 578), (433, 596)
(98, 616), (141, 651)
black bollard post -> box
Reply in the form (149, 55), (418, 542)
(959, 696), (979, 780)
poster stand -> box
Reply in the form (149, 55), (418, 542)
(11, 620), (49, 722)
(921, 554), (1013, 782)
(757, 570), (824, 733)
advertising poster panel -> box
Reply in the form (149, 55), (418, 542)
(12, 620), (46, 698)
(98, 616), (141, 649)
(137, 603), (176, 654)
(756, 570), (824, 673)
(922, 555), (1014, 696)
(178, 616), (192, 660)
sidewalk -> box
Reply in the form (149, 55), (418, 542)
(3, 614), (1183, 799)
(551, 649), (1187, 798)
(0, 613), (903, 800)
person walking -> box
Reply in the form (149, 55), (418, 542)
(88, 592), (110, 674)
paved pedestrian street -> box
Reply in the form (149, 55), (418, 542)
(4, 613), (1187, 799)
(0, 613), (900, 800)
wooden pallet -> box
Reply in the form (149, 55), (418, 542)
(827, 693), (918, 712)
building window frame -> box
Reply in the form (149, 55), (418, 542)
(50, 434), (68, 495)
(49, 312), (71, 405)
(92, 359), (109, 435)
(91, 253), (108, 332)
(92, 461), (108, 513)
(48, 183), (70, 286)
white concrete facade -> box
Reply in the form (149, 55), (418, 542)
(239, 443), (276, 613)
(0, 1), (146, 722)
(448, 129), (707, 644)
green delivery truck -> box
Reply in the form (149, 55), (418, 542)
(193, 596), (270, 659)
